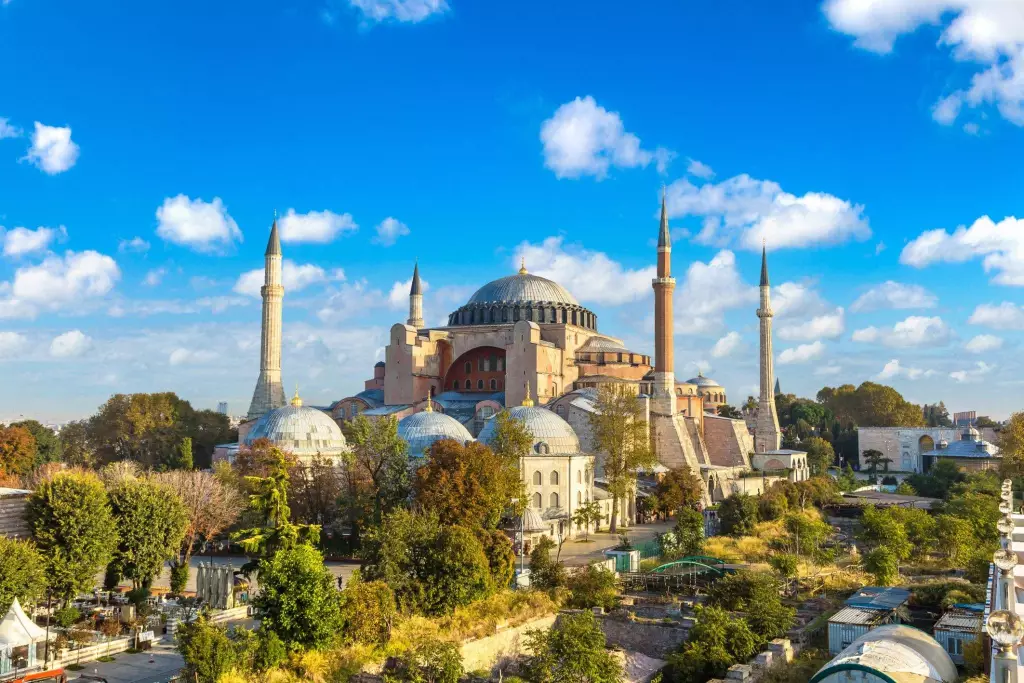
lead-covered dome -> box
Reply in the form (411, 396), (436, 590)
(478, 405), (581, 455)
(685, 372), (722, 388)
(244, 393), (348, 458)
(398, 408), (474, 458)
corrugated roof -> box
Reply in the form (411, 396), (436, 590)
(846, 587), (911, 610)
(814, 625), (958, 683)
(934, 608), (982, 633)
(829, 606), (891, 625)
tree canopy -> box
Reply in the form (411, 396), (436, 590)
(108, 477), (189, 588)
(524, 610), (621, 683)
(253, 543), (343, 649)
(0, 424), (36, 478)
(816, 382), (924, 427)
(0, 537), (45, 613)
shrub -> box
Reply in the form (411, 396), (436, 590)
(177, 619), (236, 683)
(530, 537), (567, 590)
(341, 578), (397, 647)
(718, 494), (759, 537)
(385, 637), (463, 683)
(170, 562), (189, 595)
(768, 554), (799, 578)
(566, 565), (618, 610)
(524, 611), (621, 683)
(53, 606), (82, 628)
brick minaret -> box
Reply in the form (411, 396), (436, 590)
(247, 216), (286, 420)
(651, 190), (676, 415)
(408, 261), (424, 328)
(755, 245), (782, 452)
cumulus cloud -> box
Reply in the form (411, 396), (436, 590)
(22, 122), (80, 174)
(50, 330), (92, 358)
(541, 96), (673, 179)
(0, 331), (28, 358)
(156, 195), (242, 253)
(143, 268), (166, 287)
(387, 275), (429, 310)
(777, 341), (826, 364)
(675, 250), (758, 335)
(234, 260), (341, 297)
(824, 0), (1024, 127)
(852, 315), (952, 348)
(2, 225), (66, 257)
(686, 159), (715, 179)
(850, 281), (938, 312)
(778, 308), (845, 341)
(513, 236), (656, 307)
(666, 173), (870, 250)
(0, 117), (21, 140)
(876, 359), (935, 381)
(372, 217), (410, 247)
(968, 302), (1024, 330)
(966, 334), (1003, 353)
(118, 236), (150, 254)
(317, 280), (391, 323)
(951, 361), (996, 383)
(168, 347), (218, 366)
(711, 331), (743, 358)
(347, 0), (448, 23)
(815, 362), (843, 377)
(900, 215), (1024, 285)
(279, 209), (357, 244)
(771, 281), (830, 319)
(0, 250), (120, 319)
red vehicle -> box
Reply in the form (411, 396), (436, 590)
(9, 670), (107, 683)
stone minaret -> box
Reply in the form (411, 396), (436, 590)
(651, 190), (676, 416)
(755, 245), (782, 452)
(247, 217), (286, 421)
(408, 261), (424, 328)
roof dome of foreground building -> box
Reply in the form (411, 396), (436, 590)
(810, 624), (957, 683)
(244, 391), (348, 458)
(478, 402), (581, 455)
(398, 404), (474, 458)
(685, 371), (722, 388)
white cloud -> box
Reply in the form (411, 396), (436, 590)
(317, 280), (390, 323)
(852, 315), (952, 348)
(711, 331), (743, 358)
(771, 281), (830, 319)
(540, 96), (673, 179)
(686, 158), (715, 179)
(824, 0), (1024, 127)
(876, 358), (935, 381)
(814, 362), (843, 377)
(0, 332), (28, 358)
(513, 236), (656, 307)
(950, 361), (996, 383)
(0, 118), (21, 140)
(50, 330), (92, 358)
(778, 308), (845, 341)
(372, 217), (410, 247)
(22, 122), (80, 174)
(968, 302), (1024, 330)
(900, 215), (1024, 285)
(675, 250), (758, 335)
(850, 281), (938, 312)
(387, 276), (429, 310)
(234, 260), (340, 297)
(143, 268), (166, 287)
(156, 195), (242, 253)
(0, 250), (120, 318)
(118, 236), (150, 254)
(965, 334), (1003, 353)
(279, 209), (357, 243)
(666, 173), (870, 250)
(777, 341), (826, 364)
(2, 225), (66, 257)
(168, 347), (218, 366)
(347, 0), (448, 23)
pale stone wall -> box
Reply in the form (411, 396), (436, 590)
(650, 413), (705, 472)
(857, 427), (966, 473)
(522, 453), (595, 538)
(703, 416), (754, 468)
(458, 614), (558, 672)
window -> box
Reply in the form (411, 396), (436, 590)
(465, 379), (472, 390)
(532, 492), (542, 508)
(490, 379), (497, 390)
(556, 404), (566, 416)
(479, 358), (485, 371)
(479, 406), (495, 419)
(533, 471), (542, 485)
(550, 492), (559, 508)
(947, 638), (963, 655)
(577, 491), (582, 504)
(535, 442), (550, 454)
(550, 471), (559, 485)
(497, 358), (504, 371)
(577, 471), (582, 484)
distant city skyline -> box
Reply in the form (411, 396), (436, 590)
(1, 0), (1023, 422)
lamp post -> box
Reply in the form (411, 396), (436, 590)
(43, 586), (52, 668)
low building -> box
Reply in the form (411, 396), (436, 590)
(813, 624), (957, 683)
(858, 425), (1000, 473)
(921, 425), (1001, 472)
(828, 587), (910, 654)
(749, 449), (811, 482)
(932, 605), (983, 664)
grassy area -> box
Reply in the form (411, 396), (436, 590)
(66, 664), (84, 671)
(97, 655), (116, 662)
(758, 649), (830, 683)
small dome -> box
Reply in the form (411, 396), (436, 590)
(374, 361), (385, 368)
(398, 410), (473, 458)
(478, 406), (581, 454)
(578, 335), (627, 352)
(467, 272), (579, 307)
(685, 372), (722, 388)
(520, 507), (548, 532)
(244, 400), (347, 458)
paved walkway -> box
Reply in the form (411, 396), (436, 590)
(534, 520), (674, 566)
(68, 640), (183, 683)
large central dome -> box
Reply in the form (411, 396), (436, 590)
(467, 272), (579, 306)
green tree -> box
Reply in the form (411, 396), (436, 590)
(674, 507), (706, 556)
(489, 409), (535, 468)
(817, 382), (924, 428)
(836, 463), (858, 492)
(783, 511), (832, 557)
(10, 419), (61, 467)
(340, 577), (396, 646)
(176, 436), (194, 470)
(718, 493), (759, 537)
(654, 466), (705, 516)
(1000, 411), (1024, 478)
(253, 543), (343, 649)
(666, 606), (758, 683)
(385, 637), (463, 683)
(27, 471), (118, 603)
(177, 618), (237, 683)
(858, 505), (912, 564)
(716, 404), (741, 419)
(108, 478), (189, 588)
(798, 437), (835, 476)
(0, 424), (36, 477)
(888, 506), (936, 559)
(706, 571), (794, 642)
(861, 449), (891, 481)
(524, 610), (621, 683)
(348, 414), (410, 526)
(565, 565), (619, 611)
(865, 546), (900, 586)
(529, 535), (567, 590)
(976, 415), (999, 428)
(0, 537), (46, 613)
(935, 514), (974, 565)
(588, 386), (656, 533)
(906, 459), (964, 498)
(233, 450), (318, 557)
(58, 420), (95, 468)
(571, 500), (603, 540)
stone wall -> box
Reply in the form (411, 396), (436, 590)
(0, 489), (30, 539)
(857, 427), (968, 473)
(458, 614), (558, 672)
(555, 611), (689, 660)
(703, 416), (753, 468)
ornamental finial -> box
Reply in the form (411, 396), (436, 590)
(519, 257), (528, 275)
(291, 384), (302, 407)
(425, 387), (433, 412)
(522, 382), (534, 407)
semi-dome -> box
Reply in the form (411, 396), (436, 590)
(244, 392), (348, 458)
(478, 404), (581, 455)
(398, 406), (473, 458)
(577, 335), (627, 352)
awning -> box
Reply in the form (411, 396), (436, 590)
(0, 598), (46, 646)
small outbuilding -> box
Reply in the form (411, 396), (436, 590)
(0, 598), (47, 676)
(812, 624), (958, 683)
(933, 604), (983, 664)
(828, 587), (910, 654)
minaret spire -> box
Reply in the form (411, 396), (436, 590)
(247, 215), (287, 420)
(755, 241), (781, 452)
(407, 261), (425, 328)
(651, 188), (677, 415)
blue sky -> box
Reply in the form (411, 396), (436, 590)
(2, 0), (1024, 422)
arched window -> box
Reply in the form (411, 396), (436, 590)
(550, 492), (559, 508)
(532, 492), (542, 508)
(535, 442), (550, 455)
(550, 471), (559, 485)
(533, 471), (542, 486)
(577, 471), (582, 484)
(577, 491), (582, 505)
(464, 361), (472, 374)
(465, 379), (472, 390)
(477, 379), (484, 390)
(556, 404), (566, 416)
(490, 379), (497, 390)
(497, 358), (505, 371)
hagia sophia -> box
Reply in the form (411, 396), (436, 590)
(221, 195), (809, 542)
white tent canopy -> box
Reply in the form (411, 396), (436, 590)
(0, 598), (46, 647)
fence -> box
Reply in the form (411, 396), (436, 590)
(633, 539), (661, 559)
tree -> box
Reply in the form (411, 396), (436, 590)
(572, 500), (603, 540)
(385, 637), (463, 683)
(489, 409), (535, 468)
(817, 382), (924, 428)
(232, 438), (298, 479)
(348, 415), (410, 525)
(1000, 411), (1024, 478)
(10, 420), (61, 467)
(865, 546), (899, 586)
(666, 606), (758, 683)
(718, 493), (759, 537)
(175, 437), (194, 470)
(178, 618), (237, 683)
(289, 454), (341, 527)
(906, 459), (963, 498)
(798, 437), (835, 476)
(524, 610), (621, 683)
(923, 402), (952, 428)
(674, 507), (706, 556)
(566, 565), (619, 610)
(976, 415), (999, 428)
(58, 420), (95, 468)
(588, 386), (656, 533)
(253, 543), (343, 649)
(414, 439), (521, 529)
(654, 466), (704, 516)
(783, 510), (832, 557)
(706, 571), (794, 642)
(0, 424), (36, 477)
(529, 535), (567, 590)
(935, 515), (974, 566)
(861, 449), (891, 481)
(858, 505), (912, 563)
(836, 463), (858, 492)
(0, 537), (45, 613)
(476, 527), (516, 590)
(233, 450), (319, 557)
(108, 478), (188, 589)
(27, 471), (118, 602)
(716, 404), (741, 419)
(340, 578), (396, 646)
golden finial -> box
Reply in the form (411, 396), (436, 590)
(518, 257), (528, 275)
(522, 382), (534, 407)
(424, 387), (433, 413)
(291, 384), (303, 407)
